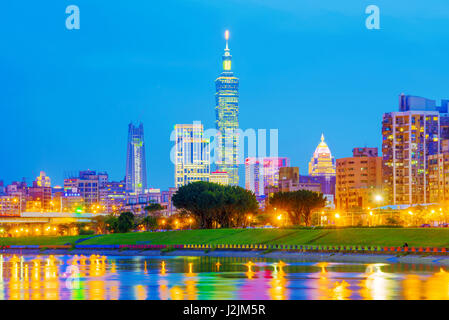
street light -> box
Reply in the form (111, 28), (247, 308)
(334, 213), (340, 226)
(408, 211), (414, 227)
(277, 214), (284, 228)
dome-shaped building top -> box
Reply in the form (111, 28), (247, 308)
(308, 134), (336, 178)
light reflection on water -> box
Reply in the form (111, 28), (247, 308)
(0, 254), (448, 300)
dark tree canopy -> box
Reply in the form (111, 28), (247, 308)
(172, 181), (259, 229)
(117, 211), (135, 233)
(144, 203), (164, 216)
(269, 190), (326, 226)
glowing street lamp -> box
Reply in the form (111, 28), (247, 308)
(247, 215), (252, 227)
(374, 195), (383, 203)
(333, 213), (341, 226)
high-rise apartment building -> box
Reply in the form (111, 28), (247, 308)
(215, 30), (239, 186)
(174, 123), (210, 188)
(336, 147), (382, 210)
(382, 94), (449, 205)
(126, 123), (147, 194)
(245, 157), (289, 196)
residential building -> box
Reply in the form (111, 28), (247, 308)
(336, 147), (382, 210)
(125, 188), (177, 216)
(27, 182), (52, 212)
(382, 94), (449, 205)
(0, 196), (21, 216)
(100, 180), (126, 214)
(64, 170), (107, 208)
(36, 171), (51, 187)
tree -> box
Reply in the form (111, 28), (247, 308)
(269, 190), (325, 226)
(141, 216), (158, 231)
(172, 181), (258, 229)
(105, 215), (119, 233)
(144, 203), (164, 217)
(117, 211), (135, 233)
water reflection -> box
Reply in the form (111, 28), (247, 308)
(0, 254), (448, 300)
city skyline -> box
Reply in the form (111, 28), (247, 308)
(2, 1), (449, 189)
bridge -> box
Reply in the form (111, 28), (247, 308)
(0, 212), (108, 224)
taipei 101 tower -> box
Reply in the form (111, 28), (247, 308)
(215, 30), (240, 186)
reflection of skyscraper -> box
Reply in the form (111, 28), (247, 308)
(126, 123), (147, 194)
(215, 30), (239, 186)
(174, 123), (210, 188)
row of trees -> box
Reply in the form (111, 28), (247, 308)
(88, 182), (326, 233)
(172, 181), (259, 229)
(93, 208), (169, 234)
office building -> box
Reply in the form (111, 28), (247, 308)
(126, 123), (147, 194)
(209, 171), (230, 185)
(215, 30), (239, 186)
(174, 123), (210, 188)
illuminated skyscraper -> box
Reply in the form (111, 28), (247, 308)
(125, 123), (147, 194)
(215, 30), (239, 186)
(174, 123), (210, 188)
(308, 134), (336, 178)
(382, 94), (449, 205)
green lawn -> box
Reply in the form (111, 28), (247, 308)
(4, 228), (449, 247)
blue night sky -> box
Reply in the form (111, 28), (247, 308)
(1, 0), (449, 189)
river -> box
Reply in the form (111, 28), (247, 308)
(0, 254), (447, 300)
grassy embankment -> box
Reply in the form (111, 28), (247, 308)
(3, 228), (449, 248)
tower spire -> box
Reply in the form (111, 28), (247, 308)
(321, 133), (325, 142)
(222, 30), (232, 71)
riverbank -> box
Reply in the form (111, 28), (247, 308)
(4, 228), (449, 247)
(3, 248), (449, 266)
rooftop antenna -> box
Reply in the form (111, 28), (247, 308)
(225, 30), (229, 50)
